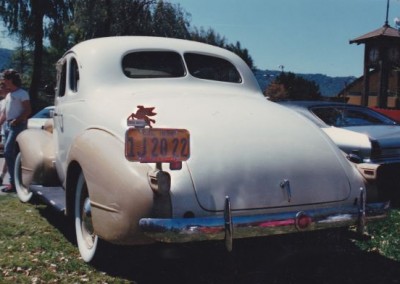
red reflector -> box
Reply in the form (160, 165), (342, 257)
(295, 212), (312, 230)
(169, 161), (182, 170)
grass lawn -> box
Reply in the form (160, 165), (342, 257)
(0, 195), (130, 283)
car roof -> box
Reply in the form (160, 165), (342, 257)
(59, 36), (260, 93)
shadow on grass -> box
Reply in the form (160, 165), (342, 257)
(38, 205), (400, 284)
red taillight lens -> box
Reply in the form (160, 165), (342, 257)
(295, 212), (312, 230)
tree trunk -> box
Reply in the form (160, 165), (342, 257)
(29, 0), (44, 113)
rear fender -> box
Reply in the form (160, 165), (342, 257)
(16, 129), (59, 186)
(67, 128), (154, 244)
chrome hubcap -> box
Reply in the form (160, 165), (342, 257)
(81, 197), (95, 247)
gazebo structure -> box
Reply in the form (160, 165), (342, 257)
(350, 3), (400, 108)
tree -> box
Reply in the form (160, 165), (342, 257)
(225, 41), (254, 70)
(190, 28), (254, 69)
(0, 0), (72, 111)
(265, 72), (321, 101)
(152, 1), (191, 38)
(1, 0), (256, 110)
(68, 0), (141, 42)
(69, 0), (253, 67)
(190, 27), (227, 47)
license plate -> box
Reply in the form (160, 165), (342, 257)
(125, 128), (190, 162)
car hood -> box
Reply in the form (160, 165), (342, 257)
(97, 86), (356, 211)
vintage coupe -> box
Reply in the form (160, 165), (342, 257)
(15, 36), (389, 263)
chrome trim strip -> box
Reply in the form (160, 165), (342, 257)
(90, 200), (119, 213)
(139, 202), (389, 243)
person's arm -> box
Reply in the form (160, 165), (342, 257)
(0, 108), (6, 126)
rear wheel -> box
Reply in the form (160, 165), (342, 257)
(15, 152), (33, 202)
(75, 172), (100, 263)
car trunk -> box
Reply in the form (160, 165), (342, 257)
(103, 85), (354, 212)
(187, 116), (353, 211)
(158, 92), (353, 211)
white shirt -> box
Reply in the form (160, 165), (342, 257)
(4, 88), (30, 120)
(0, 99), (5, 113)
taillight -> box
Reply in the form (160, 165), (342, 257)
(295, 211), (312, 230)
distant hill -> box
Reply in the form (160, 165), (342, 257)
(254, 69), (356, 97)
(0, 48), (12, 70)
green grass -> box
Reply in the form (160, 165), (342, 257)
(356, 209), (400, 261)
(0, 195), (131, 283)
(1, 193), (400, 283)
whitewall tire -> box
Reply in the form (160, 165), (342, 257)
(15, 152), (33, 202)
(75, 172), (100, 263)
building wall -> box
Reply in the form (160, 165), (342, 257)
(342, 70), (400, 108)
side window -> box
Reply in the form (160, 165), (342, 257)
(311, 107), (341, 126)
(184, 53), (242, 83)
(69, 58), (80, 92)
(56, 61), (67, 98)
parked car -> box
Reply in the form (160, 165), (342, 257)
(28, 106), (55, 129)
(277, 100), (400, 201)
(14, 37), (389, 263)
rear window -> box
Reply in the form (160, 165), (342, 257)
(122, 51), (242, 83)
(122, 51), (185, 78)
(184, 53), (242, 83)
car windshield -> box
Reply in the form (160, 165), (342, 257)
(311, 106), (398, 127)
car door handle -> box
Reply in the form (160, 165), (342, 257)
(53, 113), (64, 132)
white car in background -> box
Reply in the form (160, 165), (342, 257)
(28, 106), (54, 129)
(277, 100), (400, 202)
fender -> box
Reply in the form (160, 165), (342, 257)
(16, 129), (59, 186)
(67, 128), (155, 244)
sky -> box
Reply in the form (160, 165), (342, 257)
(1, 0), (399, 77)
(168, 0), (400, 77)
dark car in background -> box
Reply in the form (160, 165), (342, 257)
(277, 100), (400, 202)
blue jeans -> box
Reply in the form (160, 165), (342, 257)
(4, 121), (27, 186)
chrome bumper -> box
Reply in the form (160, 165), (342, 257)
(139, 195), (389, 251)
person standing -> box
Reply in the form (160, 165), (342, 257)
(0, 69), (31, 192)
(0, 82), (9, 185)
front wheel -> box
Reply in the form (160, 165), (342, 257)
(15, 152), (33, 202)
(75, 172), (101, 263)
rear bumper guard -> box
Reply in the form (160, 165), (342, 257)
(139, 190), (389, 251)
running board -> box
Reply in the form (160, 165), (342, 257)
(30, 185), (66, 213)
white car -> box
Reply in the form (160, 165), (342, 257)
(28, 106), (55, 129)
(14, 36), (389, 263)
(278, 100), (400, 201)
